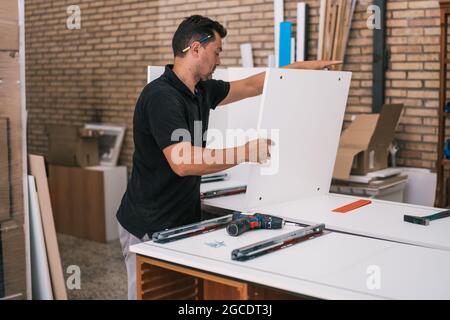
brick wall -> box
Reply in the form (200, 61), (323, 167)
(25, 0), (441, 170)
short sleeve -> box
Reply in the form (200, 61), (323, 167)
(146, 93), (191, 151)
(201, 79), (230, 110)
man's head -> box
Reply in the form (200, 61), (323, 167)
(172, 15), (227, 81)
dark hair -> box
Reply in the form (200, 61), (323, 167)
(172, 15), (227, 57)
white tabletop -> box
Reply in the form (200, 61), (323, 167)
(131, 227), (450, 300)
(203, 192), (450, 252)
(255, 193), (450, 252)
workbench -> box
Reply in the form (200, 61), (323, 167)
(131, 180), (450, 300)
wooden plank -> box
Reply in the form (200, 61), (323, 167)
(332, 0), (345, 61)
(323, 0), (339, 61)
(28, 155), (67, 300)
(0, 0), (19, 51)
(0, 0), (26, 300)
(136, 255), (302, 300)
(317, 0), (327, 59)
(340, 0), (356, 58)
(248, 284), (303, 300)
(140, 256), (247, 289)
(0, 52), (23, 222)
(0, 118), (10, 222)
(137, 255), (252, 300)
(0, 48), (26, 299)
(0, 221), (26, 299)
(319, 0), (355, 67)
(0, 0), (18, 21)
(0, 21), (19, 51)
(137, 257), (198, 300)
(48, 165), (106, 242)
(323, 0), (332, 60)
(143, 285), (198, 300)
(327, 0), (339, 61)
(203, 280), (248, 300)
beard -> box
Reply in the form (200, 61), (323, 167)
(199, 66), (215, 81)
(202, 70), (214, 81)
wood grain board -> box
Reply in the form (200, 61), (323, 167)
(29, 155), (67, 300)
(0, 118), (11, 222)
(48, 165), (106, 242)
(318, 0), (356, 67)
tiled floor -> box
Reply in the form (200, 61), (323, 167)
(57, 234), (127, 300)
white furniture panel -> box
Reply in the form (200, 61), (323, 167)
(245, 69), (352, 209)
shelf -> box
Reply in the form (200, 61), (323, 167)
(442, 159), (450, 167)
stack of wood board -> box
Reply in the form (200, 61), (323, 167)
(318, 0), (356, 67)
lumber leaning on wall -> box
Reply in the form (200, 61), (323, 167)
(29, 155), (67, 300)
(317, 0), (356, 66)
(0, 0), (28, 300)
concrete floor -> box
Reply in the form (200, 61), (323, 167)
(57, 234), (127, 300)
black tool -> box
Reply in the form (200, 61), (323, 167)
(152, 214), (234, 243)
(226, 212), (303, 237)
(200, 186), (247, 200)
(404, 210), (450, 226)
(231, 224), (325, 261)
(201, 173), (228, 184)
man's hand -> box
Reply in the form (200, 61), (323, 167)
(245, 138), (274, 164)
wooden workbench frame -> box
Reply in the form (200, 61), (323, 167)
(136, 254), (306, 300)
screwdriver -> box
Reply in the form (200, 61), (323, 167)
(226, 212), (303, 237)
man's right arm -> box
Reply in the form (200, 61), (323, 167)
(162, 139), (272, 177)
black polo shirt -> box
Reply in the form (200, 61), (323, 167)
(116, 65), (230, 239)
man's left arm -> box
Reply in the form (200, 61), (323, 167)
(218, 60), (342, 106)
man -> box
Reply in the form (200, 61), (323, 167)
(117, 15), (340, 299)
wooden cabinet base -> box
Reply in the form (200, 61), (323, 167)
(48, 165), (127, 242)
(136, 255), (303, 300)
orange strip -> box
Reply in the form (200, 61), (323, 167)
(332, 199), (372, 213)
